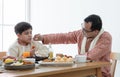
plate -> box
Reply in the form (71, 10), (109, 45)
(27, 56), (48, 61)
(39, 61), (74, 66)
(74, 60), (91, 63)
(4, 63), (35, 70)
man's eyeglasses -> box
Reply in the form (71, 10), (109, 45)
(81, 23), (94, 33)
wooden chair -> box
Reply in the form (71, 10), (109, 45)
(110, 52), (120, 77)
(0, 51), (6, 59)
(114, 59), (120, 77)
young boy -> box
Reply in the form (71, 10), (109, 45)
(8, 22), (49, 59)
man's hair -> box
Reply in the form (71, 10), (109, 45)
(84, 14), (102, 31)
(15, 22), (32, 34)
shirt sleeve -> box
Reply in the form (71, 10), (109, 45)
(34, 41), (49, 57)
(8, 46), (18, 59)
(42, 30), (81, 44)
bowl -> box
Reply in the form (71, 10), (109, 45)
(23, 58), (35, 63)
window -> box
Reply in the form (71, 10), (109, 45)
(0, 0), (30, 51)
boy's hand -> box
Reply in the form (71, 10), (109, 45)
(30, 46), (36, 57)
(32, 46), (35, 49)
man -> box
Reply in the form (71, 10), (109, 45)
(33, 14), (112, 77)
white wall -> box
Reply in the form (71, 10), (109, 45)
(31, 0), (120, 56)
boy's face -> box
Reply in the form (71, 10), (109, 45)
(17, 29), (32, 44)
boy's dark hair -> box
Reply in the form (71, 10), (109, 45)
(84, 14), (102, 31)
(15, 22), (32, 34)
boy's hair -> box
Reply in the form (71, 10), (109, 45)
(15, 22), (32, 34)
(84, 14), (102, 31)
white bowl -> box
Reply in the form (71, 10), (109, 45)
(23, 58), (35, 63)
(75, 55), (87, 63)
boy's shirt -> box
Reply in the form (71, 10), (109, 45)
(8, 40), (49, 59)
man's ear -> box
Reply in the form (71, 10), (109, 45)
(94, 30), (99, 34)
(16, 33), (21, 38)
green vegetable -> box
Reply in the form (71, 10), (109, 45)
(18, 59), (23, 63)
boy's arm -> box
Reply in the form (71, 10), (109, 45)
(34, 42), (49, 57)
(8, 47), (18, 59)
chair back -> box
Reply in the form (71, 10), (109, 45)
(114, 60), (120, 77)
(110, 52), (120, 77)
(0, 51), (6, 59)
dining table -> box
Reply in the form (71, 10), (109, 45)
(0, 61), (110, 77)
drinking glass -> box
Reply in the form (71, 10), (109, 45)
(22, 51), (30, 58)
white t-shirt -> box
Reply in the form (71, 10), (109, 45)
(8, 40), (49, 59)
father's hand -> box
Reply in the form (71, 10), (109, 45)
(33, 34), (43, 41)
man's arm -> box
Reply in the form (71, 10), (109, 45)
(40, 30), (82, 44)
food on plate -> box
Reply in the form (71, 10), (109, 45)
(63, 56), (67, 60)
(64, 55), (72, 58)
(43, 59), (53, 62)
(56, 56), (61, 60)
(23, 61), (33, 65)
(66, 57), (73, 62)
(56, 53), (64, 57)
(3, 56), (16, 62)
(42, 54), (73, 62)
(11, 61), (23, 66)
(4, 58), (14, 63)
(54, 56), (73, 62)
(9, 59), (34, 66)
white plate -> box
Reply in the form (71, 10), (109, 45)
(4, 63), (35, 70)
(39, 61), (74, 66)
